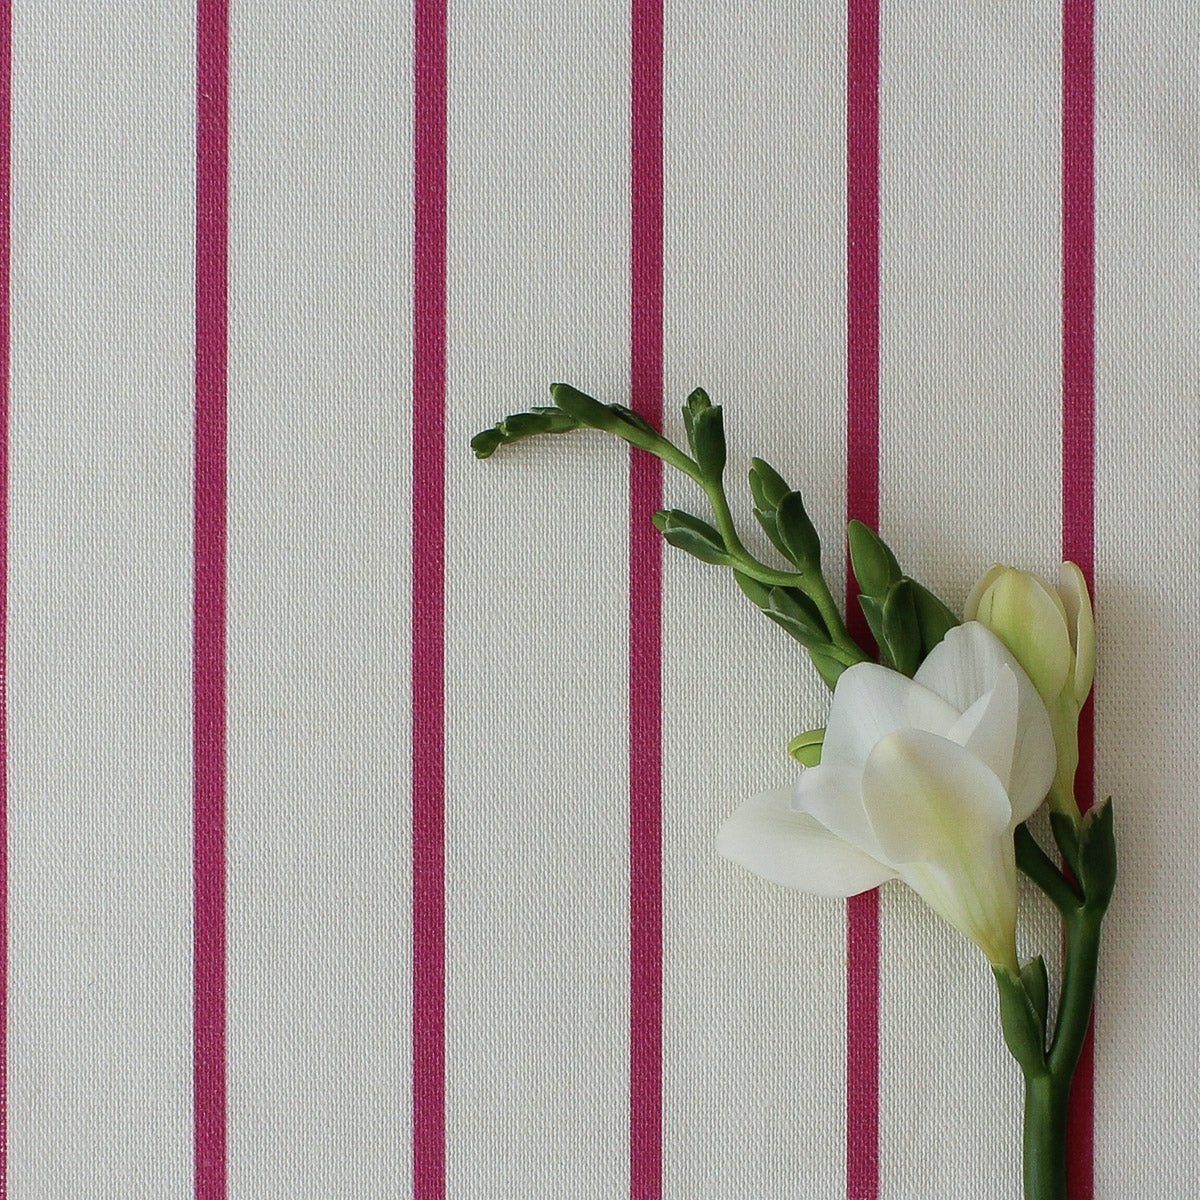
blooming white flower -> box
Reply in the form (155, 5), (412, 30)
(717, 623), (1056, 968)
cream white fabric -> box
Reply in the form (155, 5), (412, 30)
(7, 1), (1199, 1197)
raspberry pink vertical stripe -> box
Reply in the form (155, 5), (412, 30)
(1062, 1), (1096, 1195)
(195, 2), (230, 1197)
(195, 3), (230, 1196)
(0, 4), (10, 1193)
(629, 3), (664, 1197)
(412, 1), (448, 1197)
(846, 0), (881, 1196)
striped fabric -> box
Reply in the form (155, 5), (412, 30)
(4, 2), (1199, 1197)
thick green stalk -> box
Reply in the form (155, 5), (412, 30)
(1022, 1073), (1070, 1200)
(1049, 907), (1103, 1079)
(1006, 836), (1111, 1200)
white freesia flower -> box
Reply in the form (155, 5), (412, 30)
(717, 623), (1056, 968)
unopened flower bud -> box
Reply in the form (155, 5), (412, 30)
(965, 562), (1096, 817)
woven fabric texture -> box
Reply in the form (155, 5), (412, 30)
(4, 2), (1198, 1197)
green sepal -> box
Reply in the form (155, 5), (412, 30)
(732, 572), (843, 689)
(470, 405), (583, 458)
(470, 428), (506, 458)
(910, 580), (960, 652)
(848, 519), (902, 598)
(732, 569), (773, 609)
(1020, 955), (1051, 1038)
(775, 491), (822, 571)
(652, 509), (730, 565)
(681, 387), (712, 450)
(1078, 798), (1117, 910)
(882, 579), (922, 676)
(733, 574), (824, 633)
(551, 382), (613, 429)
(993, 965), (1049, 1074)
(753, 508), (790, 560)
(857, 594), (888, 654)
(766, 587), (827, 646)
(748, 458), (790, 511)
(610, 404), (660, 438)
(549, 383), (670, 455)
(690, 404), (726, 481)
(1050, 812), (1084, 883)
(808, 650), (845, 690)
(787, 727), (825, 767)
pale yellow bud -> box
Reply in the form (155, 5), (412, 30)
(965, 563), (1096, 819)
(1057, 562), (1096, 707)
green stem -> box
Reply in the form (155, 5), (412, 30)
(1008, 887), (1107, 1199)
(634, 436), (870, 671)
(1049, 908), (1103, 1078)
(1015, 824), (1082, 917)
(804, 570), (862, 660)
(1023, 1073), (1070, 1200)
(700, 480), (868, 665)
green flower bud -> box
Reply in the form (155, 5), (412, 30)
(652, 509), (731, 565)
(786, 727), (825, 767)
(848, 520), (902, 599)
(965, 562), (1096, 817)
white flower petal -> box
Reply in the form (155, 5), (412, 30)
(946, 665), (1019, 793)
(821, 662), (960, 771)
(861, 728), (1013, 863)
(896, 849), (1019, 969)
(717, 788), (895, 897)
(860, 728), (1018, 964)
(792, 763), (886, 860)
(916, 623), (1056, 821)
(916, 622), (1016, 711)
(1004, 698), (1056, 825)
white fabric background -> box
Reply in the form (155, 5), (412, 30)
(6, 1), (1199, 1197)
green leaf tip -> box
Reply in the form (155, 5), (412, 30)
(848, 519), (903, 598)
(550, 382), (611, 428)
(910, 580), (959, 653)
(689, 404), (726, 480)
(681, 388), (711, 450)
(748, 458), (790, 511)
(653, 509), (730, 565)
(775, 490), (821, 571)
(1019, 955), (1050, 1037)
(881, 578), (921, 676)
(470, 404), (582, 458)
(1078, 797), (1117, 909)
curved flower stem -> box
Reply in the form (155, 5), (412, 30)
(1014, 824), (1081, 916)
(1049, 905), (1104, 1079)
(698, 480), (868, 665)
